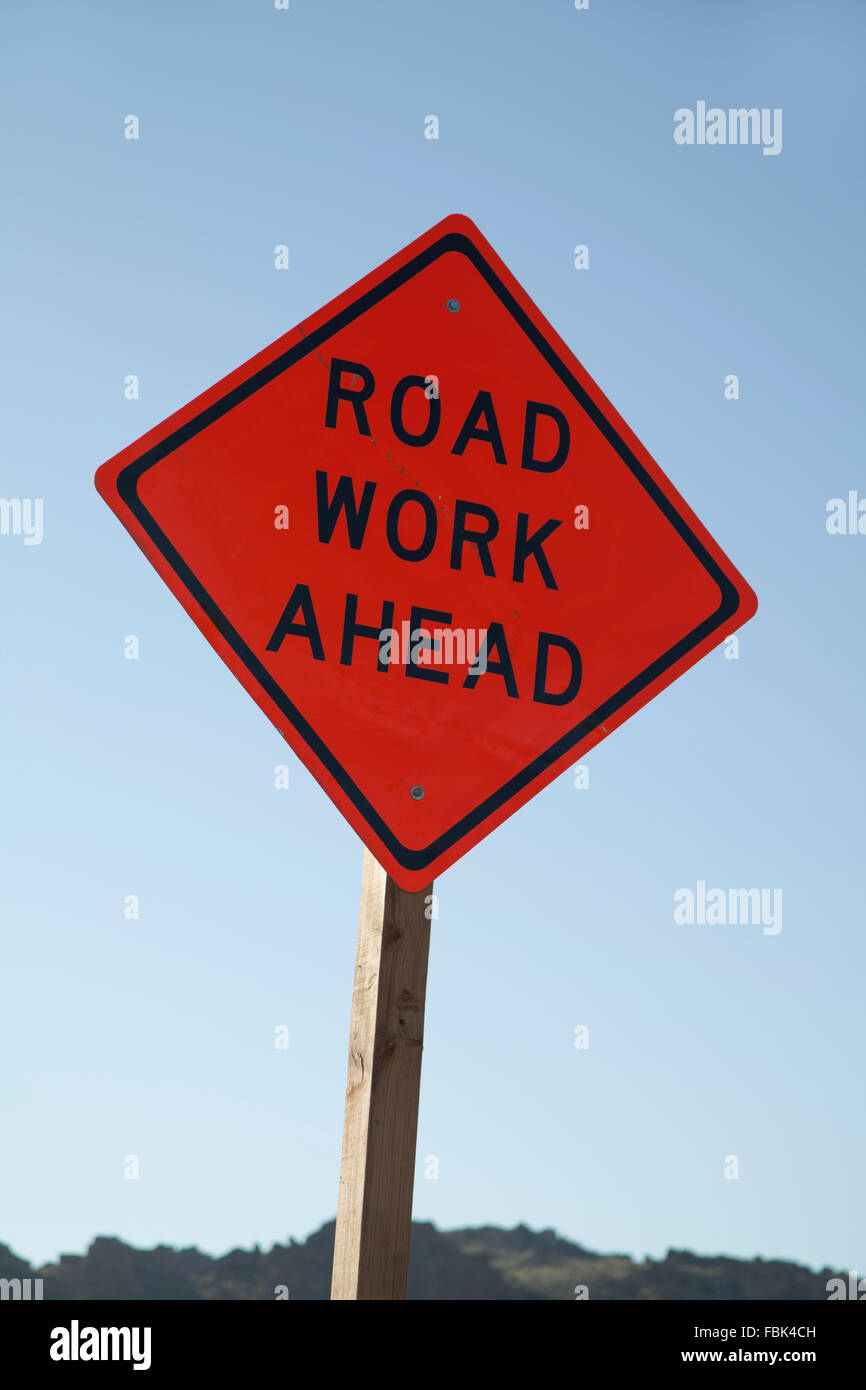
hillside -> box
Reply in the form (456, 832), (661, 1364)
(0, 1222), (838, 1300)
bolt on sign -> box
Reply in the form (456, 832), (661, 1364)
(96, 214), (757, 889)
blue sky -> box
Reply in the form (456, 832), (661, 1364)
(1, 0), (864, 1278)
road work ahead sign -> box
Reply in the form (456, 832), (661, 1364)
(96, 214), (757, 889)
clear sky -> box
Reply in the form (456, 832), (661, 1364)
(2, 0), (863, 1278)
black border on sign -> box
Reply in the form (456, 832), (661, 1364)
(116, 231), (741, 873)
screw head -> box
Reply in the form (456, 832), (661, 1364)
(410, 785), (425, 800)
(446, 298), (461, 313)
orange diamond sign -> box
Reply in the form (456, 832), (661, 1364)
(96, 214), (757, 889)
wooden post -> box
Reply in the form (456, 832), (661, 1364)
(330, 848), (433, 1300)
